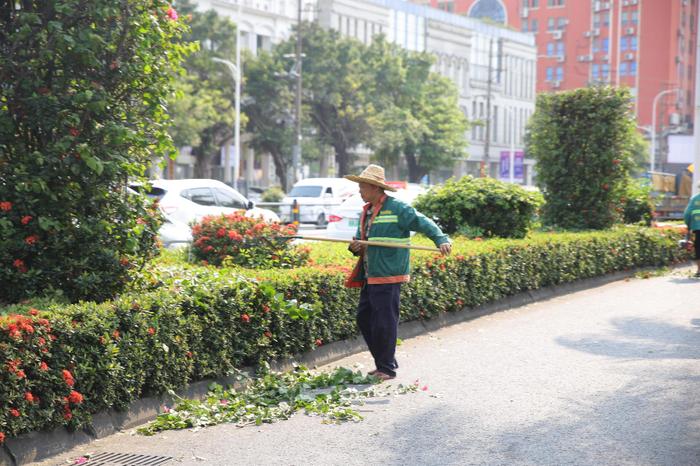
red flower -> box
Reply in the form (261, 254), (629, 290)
(185, 351), (193, 358)
(37, 87), (50, 95)
(241, 314), (250, 323)
(28, 308), (39, 316)
(216, 228), (226, 238)
(16, 370), (26, 379)
(228, 230), (243, 241)
(63, 410), (72, 421)
(38, 337), (46, 346)
(204, 245), (214, 253)
(62, 369), (75, 387)
(12, 259), (27, 272)
(0, 432), (5, 443)
(21, 215), (32, 224)
(166, 6), (178, 20)
(315, 338), (323, 347)
(24, 392), (35, 403)
(602, 183), (609, 191)
(9, 408), (20, 417)
(68, 390), (83, 404)
(264, 331), (272, 338)
(39, 361), (49, 371)
(112, 330), (120, 340)
(136, 217), (146, 225)
(0, 201), (11, 211)
(24, 235), (39, 245)
(147, 327), (155, 335)
(262, 305), (270, 313)
(68, 127), (80, 137)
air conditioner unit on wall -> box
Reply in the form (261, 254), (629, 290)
(552, 30), (563, 39)
(626, 27), (635, 35)
(551, 81), (561, 88)
(521, 7), (529, 18)
(578, 54), (594, 62)
(593, 28), (601, 36)
(556, 55), (566, 63)
(625, 53), (635, 60)
(601, 54), (609, 61)
(584, 30), (592, 37)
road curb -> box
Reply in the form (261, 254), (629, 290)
(2, 266), (683, 465)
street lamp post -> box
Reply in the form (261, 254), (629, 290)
(503, 106), (517, 183)
(212, 4), (241, 189)
(650, 88), (679, 173)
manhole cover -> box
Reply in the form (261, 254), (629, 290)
(80, 452), (172, 465)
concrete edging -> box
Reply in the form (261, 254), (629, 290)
(0, 266), (671, 465)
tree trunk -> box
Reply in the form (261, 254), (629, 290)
(405, 147), (426, 183)
(334, 142), (351, 177)
(268, 148), (289, 191)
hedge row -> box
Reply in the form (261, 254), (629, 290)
(0, 227), (689, 441)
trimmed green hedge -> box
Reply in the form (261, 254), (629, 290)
(0, 227), (689, 441)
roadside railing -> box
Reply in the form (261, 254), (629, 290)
(256, 199), (346, 227)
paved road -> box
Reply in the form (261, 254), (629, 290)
(34, 267), (700, 466)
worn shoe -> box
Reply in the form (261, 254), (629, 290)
(372, 371), (395, 382)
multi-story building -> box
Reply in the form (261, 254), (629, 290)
(418, 0), (699, 172)
(319, 0), (537, 184)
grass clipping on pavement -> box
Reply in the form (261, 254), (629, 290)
(138, 365), (419, 435)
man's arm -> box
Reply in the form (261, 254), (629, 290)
(397, 203), (451, 255)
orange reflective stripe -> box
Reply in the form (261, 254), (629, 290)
(367, 275), (410, 284)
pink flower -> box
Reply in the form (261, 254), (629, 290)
(166, 6), (178, 20)
(74, 457), (89, 465)
(0, 201), (12, 211)
(21, 215), (32, 224)
(421, 385), (429, 391)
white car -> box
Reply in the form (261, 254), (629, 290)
(281, 178), (358, 226)
(130, 179), (280, 244)
(325, 184), (428, 240)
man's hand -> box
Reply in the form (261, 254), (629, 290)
(349, 240), (367, 255)
(439, 242), (452, 256)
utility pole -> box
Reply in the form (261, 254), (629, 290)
(482, 38), (494, 178)
(292, 0), (303, 185)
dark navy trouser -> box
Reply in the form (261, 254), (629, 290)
(356, 283), (401, 377)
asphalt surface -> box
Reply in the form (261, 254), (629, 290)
(33, 267), (700, 466)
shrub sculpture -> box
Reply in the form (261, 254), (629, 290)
(191, 213), (310, 268)
(0, 0), (191, 303)
(413, 176), (543, 238)
(526, 86), (636, 229)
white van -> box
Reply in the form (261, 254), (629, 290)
(282, 177), (358, 226)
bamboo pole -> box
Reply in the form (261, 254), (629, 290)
(293, 235), (441, 253)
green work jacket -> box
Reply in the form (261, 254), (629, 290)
(684, 193), (700, 232)
(345, 194), (449, 288)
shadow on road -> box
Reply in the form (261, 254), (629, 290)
(556, 317), (700, 360)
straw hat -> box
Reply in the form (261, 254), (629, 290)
(345, 164), (397, 192)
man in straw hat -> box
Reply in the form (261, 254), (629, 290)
(344, 164), (451, 381)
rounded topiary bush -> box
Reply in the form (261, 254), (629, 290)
(191, 212), (309, 268)
(413, 176), (543, 238)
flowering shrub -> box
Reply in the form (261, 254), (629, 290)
(190, 212), (310, 268)
(527, 86), (636, 229)
(0, 227), (689, 444)
(0, 0), (191, 303)
(0, 310), (86, 442)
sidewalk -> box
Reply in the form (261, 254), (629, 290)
(32, 267), (700, 466)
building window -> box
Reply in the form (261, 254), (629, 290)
(556, 66), (563, 81)
(530, 0), (540, 7)
(602, 63), (610, 79)
(556, 42), (565, 56)
(621, 11), (628, 25)
(602, 12), (610, 27)
(468, 0), (507, 24)
(620, 62), (628, 76)
(522, 21), (529, 32)
(621, 36), (629, 51)
(631, 36), (638, 50)
(631, 11), (639, 24)
(602, 38), (609, 53)
(546, 66), (553, 81)
(592, 63), (600, 80)
(593, 39), (600, 53)
(547, 0), (565, 6)
(546, 42), (555, 55)
(548, 17), (555, 30)
(593, 14), (600, 28)
(557, 17), (567, 29)
(531, 19), (539, 32)
(630, 61), (637, 76)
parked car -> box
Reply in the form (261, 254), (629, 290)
(130, 179), (280, 240)
(325, 183), (428, 239)
(281, 177), (358, 226)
